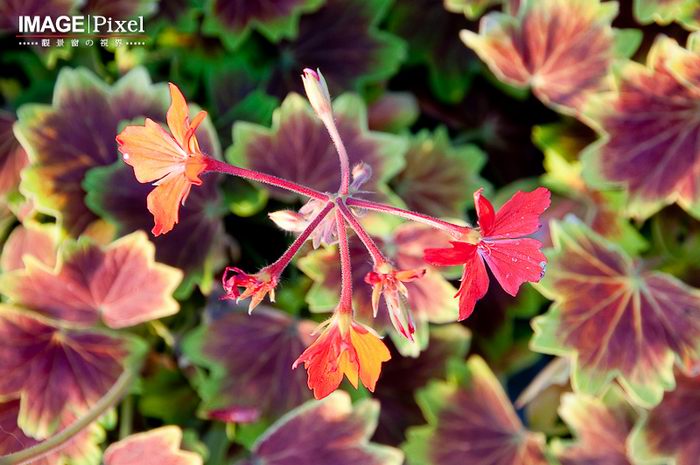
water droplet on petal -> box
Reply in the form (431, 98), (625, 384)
(123, 153), (130, 160)
(539, 261), (547, 279)
(511, 257), (518, 263)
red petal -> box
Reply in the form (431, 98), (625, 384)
(488, 187), (551, 239)
(474, 188), (495, 235)
(455, 248), (489, 320)
(424, 241), (474, 266)
(480, 238), (546, 296)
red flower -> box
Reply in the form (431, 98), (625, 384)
(364, 264), (425, 340)
(424, 188), (551, 320)
(116, 83), (208, 236)
(293, 313), (391, 399)
(221, 266), (279, 312)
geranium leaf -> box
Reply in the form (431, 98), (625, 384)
(633, 0), (700, 30)
(581, 33), (700, 219)
(0, 222), (57, 272)
(387, 0), (479, 102)
(403, 355), (548, 465)
(532, 218), (700, 407)
(227, 93), (407, 202)
(445, 0), (505, 19)
(0, 111), (28, 198)
(203, 0), (324, 49)
(0, 305), (146, 438)
(373, 325), (471, 445)
(0, 231), (182, 329)
(265, 0), (406, 98)
(553, 391), (636, 465)
(182, 303), (316, 422)
(14, 67), (169, 236)
(461, 0), (632, 114)
(238, 391), (403, 465)
(390, 128), (488, 218)
(0, 398), (106, 465)
(104, 426), (202, 465)
(0, 0), (78, 32)
(298, 222), (458, 353)
(82, 86), (225, 297)
(629, 371), (700, 465)
(367, 92), (419, 133)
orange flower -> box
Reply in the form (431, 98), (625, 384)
(116, 83), (208, 236)
(293, 313), (391, 399)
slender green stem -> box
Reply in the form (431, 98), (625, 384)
(0, 367), (137, 465)
(204, 157), (329, 201)
(118, 395), (134, 440)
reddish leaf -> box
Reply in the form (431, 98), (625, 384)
(0, 232), (182, 329)
(239, 392), (403, 465)
(227, 93), (406, 202)
(367, 92), (419, 133)
(104, 426), (202, 465)
(403, 355), (548, 465)
(630, 371), (700, 465)
(14, 67), (169, 236)
(203, 0), (323, 49)
(390, 128), (488, 218)
(0, 222), (57, 272)
(0, 399), (104, 465)
(554, 392), (636, 465)
(532, 218), (700, 407)
(461, 0), (622, 113)
(265, 0), (405, 98)
(0, 111), (28, 197)
(582, 33), (700, 219)
(183, 303), (316, 422)
(0, 305), (144, 438)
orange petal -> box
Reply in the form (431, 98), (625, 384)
(349, 324), (390, 392)
(147, 173), (191, 236)
(117, 119), (187, 183)
(166, 83), (190, 147)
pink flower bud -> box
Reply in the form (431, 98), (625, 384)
(301, 68), (332, 117)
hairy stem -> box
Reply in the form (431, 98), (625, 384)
(345, 197), (467, 238)
(320, 114), (351, 196)
(0, 367), (137, 465)
(268, 201), (335, 276)
(204, 157), (329, 201)
(335, 209), (353, 313)
(336, 200), (386, 266)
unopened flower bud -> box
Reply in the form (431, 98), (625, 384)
(302, 68), (332, 117)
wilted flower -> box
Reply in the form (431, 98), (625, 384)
(221, 266), (279, 313)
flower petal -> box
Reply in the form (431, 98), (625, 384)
(424, 241), (474, 267)
(350, 323), (391, 392)
(488, 187), (551, 239)
(147, 173), (192, 236)
(474, 188), (495, 235)
(455, 246), (489, 320)
(480, 238), (546, 296)
(166, 83), (190, 148)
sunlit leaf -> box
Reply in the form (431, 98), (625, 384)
(238, 391), (403, 465)
(390, 128), (488, 218)
(14, 67), (169, 236)
(634, 0), (700, 30)
(532, 218), (700, 407)
(183, 303), (315, 422)
(581, 33), (700, 219)
(0, 232), (182, 329)
(461, 0), (632, 114)
(0, 222), (57, 272)
(629, 371), (700, 465)
(0, 305), (145, 438)
(387, 0), (479, 102)
(203, 0), (324, 49)
(553, 391), (636, 465)
(373, 325), (470, 445)
(104, 426), (202, 465)
(227, 93), (407, 202)
(298, 222), (458, 349)
(0, 111), (28, 197)
(0, 398), (105, 465)
(265, 0), (406, 98)
(403, 355), (548, 465)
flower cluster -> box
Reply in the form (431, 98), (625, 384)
(116, 68), (550, 399)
